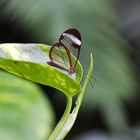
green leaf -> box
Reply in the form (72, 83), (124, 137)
(0, 70), (55, 140)
(0, 43), (82, 97)
(0, 0), (135, 133)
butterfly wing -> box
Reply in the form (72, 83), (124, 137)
(48, 43), (72, 72)
(59, 28), (81, 68)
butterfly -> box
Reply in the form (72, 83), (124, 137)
(47, 28), (81, 75)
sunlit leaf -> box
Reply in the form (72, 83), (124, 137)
(0, 43), (82, 97)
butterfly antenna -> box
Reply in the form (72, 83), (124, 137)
(82, 72), (94, 88)
(83, 71), (96, 81)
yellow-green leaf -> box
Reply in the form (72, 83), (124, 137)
(0, 43), (82, 97)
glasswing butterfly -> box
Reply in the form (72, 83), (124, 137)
(47, 28), (81, 76)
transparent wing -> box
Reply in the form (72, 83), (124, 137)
(60, 37), (80, 68)
(59, 29), (81, 69)
(70, 46), (80, 68)
(48, 43), (71, 72)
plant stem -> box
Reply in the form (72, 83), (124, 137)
(48, 96), (72, 140)
(56, 53), (94, 139)
(74, 53), (93, 115)
(48, 53), (93, 140)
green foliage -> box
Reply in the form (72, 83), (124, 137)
(0, 44), (82, 97)
(0, 0), (136, 133)
(0, 70), (55, 140)
(0, 43), (84, 139)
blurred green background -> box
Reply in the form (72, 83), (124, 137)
(0, 0), (140, 139)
